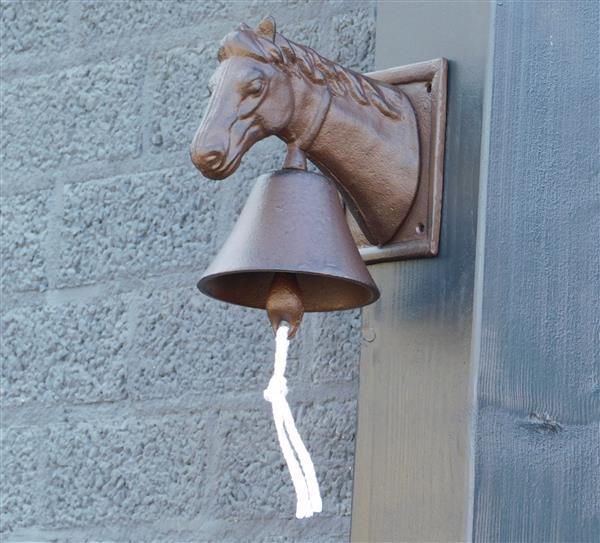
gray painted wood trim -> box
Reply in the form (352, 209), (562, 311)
(351, 2), (492, 541)
(354, 2), (600, 541)
(472, 2), (600, 541)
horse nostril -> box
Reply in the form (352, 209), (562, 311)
(190, 138), (227, 175)
(204, 150), (224, 170)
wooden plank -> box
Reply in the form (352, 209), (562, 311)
(351, 2), (492, 541)
(472, 2), (600, 541)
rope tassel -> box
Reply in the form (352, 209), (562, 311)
(263, 324), (322, 519)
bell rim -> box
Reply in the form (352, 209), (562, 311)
(197, 267), (380, 312)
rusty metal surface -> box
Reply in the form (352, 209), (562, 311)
(265, 273), (304, 338)
(190, 16), (423, 249)
(197, 169), (380, 312)
(349, 58), (448, 263)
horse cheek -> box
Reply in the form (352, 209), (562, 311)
(264, 92), (293, 133)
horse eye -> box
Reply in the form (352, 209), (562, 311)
(247, 79), (264, 96)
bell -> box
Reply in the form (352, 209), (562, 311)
(197, 169), (380, 335)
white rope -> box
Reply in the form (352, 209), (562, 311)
(263, 324), (322, 519)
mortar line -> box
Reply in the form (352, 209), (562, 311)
(66, 0), (82, 51)
(1, 382), (358, 428)
(197, 406), (222, 516)
(6, 511), (348, 542)
(45, 175), (64, 292)
(1, 150), (190, 197)
(139, 48), (155, 161)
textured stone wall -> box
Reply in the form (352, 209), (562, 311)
(0, 1), (375, 541)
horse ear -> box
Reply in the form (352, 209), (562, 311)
(257, 15), (276, 41)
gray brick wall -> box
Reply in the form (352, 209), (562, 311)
(0, 1), (375, 541)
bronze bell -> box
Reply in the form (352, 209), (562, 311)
(197, 169), (380, 337)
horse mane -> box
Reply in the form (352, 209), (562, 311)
(218, 23), (402, 120)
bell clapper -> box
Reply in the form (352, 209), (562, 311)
(266, 273), (304, 338)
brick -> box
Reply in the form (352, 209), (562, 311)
(129, 287), (276, 400)
(0, 426), (41, 534)
(148, 44), (216, 154)
(78, 0), (228, 42)
(296, 399), (357, 469)
(1, 56), (144, 176)
(213, 400), (356, 519)
(128, 286), (360, 403)
(0, 0), (69, 59)
(41, 414), (206, 527)
(232, 1), (374, 33)
(129, 286), (359, 389)
(298, 400), (357, 517)
(213, 406), (296, 519)
(0, 297), (128, 407)
(0, 2), (377, 541)
(58, 167), (219, 286)
(76, 0), (370, 45)
(299, 310), (362, 384)
(330, 8), (376, 72)
(0, 190), (50, 293)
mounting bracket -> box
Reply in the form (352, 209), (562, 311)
(349, 58), (448, 263)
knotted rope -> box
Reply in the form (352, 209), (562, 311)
(263, 324), (322, 519)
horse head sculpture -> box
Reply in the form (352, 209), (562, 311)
(190, 16), (420, 246)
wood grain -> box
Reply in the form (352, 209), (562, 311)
(472, 2), (600, 541)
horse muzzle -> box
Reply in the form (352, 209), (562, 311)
(190, 139), (229, 178)
(191, 115), (262, 180)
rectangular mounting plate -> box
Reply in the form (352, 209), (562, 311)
(347, 58), (448, 264)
